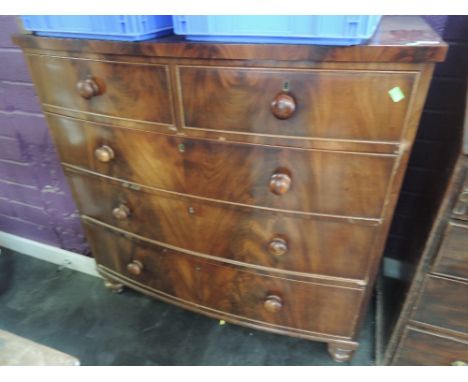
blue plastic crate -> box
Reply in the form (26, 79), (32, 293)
(173, 16), (382, 45)
(21, 16), (173, 41)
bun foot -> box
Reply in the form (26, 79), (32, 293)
(103, 278), (124, 293)
(328, 343), (357, 363)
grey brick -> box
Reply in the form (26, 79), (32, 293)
(0, 111), (48, 143)
(0, 81), (42, 113)
(0, 135), (25, 161)
(0, 16), (20, 48)
(0, 179), (42, 206)
(0, 159), (37, 186)
(0, 50), (32, 82)
(0, 212), (60, 246)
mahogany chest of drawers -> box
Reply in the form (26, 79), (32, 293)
(14, 16), (446, 362)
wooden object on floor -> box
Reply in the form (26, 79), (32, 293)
(382, 82), (468, 366)
(13, 16), (446, 363)
(0, 330), (80, 366)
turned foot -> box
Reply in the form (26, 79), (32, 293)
(103, 278), (124, 293)
(328, 343), (357, 363)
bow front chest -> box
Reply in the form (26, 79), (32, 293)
(14, 16), (446, 362)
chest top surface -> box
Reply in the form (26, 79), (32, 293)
(12, 16), (447, 63)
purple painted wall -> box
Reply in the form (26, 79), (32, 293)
(0, 16), (89, 255)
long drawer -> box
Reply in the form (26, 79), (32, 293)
(394, 327), (468, 366)
(177, 66), (416, 142)
(49, 114), (396, 218)
(413, 275), (468, 335)
(82, 218), (364, 338)
(65, 168), (378, 281)
(25, 54), (174, 126)
(432, 222), (468, 281)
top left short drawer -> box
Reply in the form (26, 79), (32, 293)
(25, 54), (174, 126)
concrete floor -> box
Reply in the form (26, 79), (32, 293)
(0, 247), (376, 365)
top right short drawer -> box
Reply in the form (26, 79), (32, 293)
(177, 66), (417, 142)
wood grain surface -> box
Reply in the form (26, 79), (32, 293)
(13, 17), (445, 361)
(82, 217), (364, 339)
(413, 275), (468, 335)
(393, 327), (468, 366)
(12, 17), (448, 63)
(25, 54), (174, 126)
(65, 167), (378, 282)
(178, 66), (416, 142)
(47, 114), (396, 218)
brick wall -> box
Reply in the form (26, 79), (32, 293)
(0, 16), (89, 255)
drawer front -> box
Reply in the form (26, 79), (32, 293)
(65, 168), (378, 280)
(178, 66), (416, 142)
(26, 54), (174, 125)
(413, 275), (468, 335)
(394, 327), (468, 366)
(49, 115), (395, 218)
(83, 218), (363, 338)
(432, 222), (468, 280)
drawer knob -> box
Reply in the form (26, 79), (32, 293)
(76, 77), (100, 99)
(112, 204), (130, 220)
(264, 295), (283, 313)
(271, 93), (296, 120)
(95, 145), (115, 163)
(268, 237), (288, 257)
(127, 260), (144, 276)
(269, 172), (291, 195)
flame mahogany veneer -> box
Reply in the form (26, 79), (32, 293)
(13, 16), (446, 362)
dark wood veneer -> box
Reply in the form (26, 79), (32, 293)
(26, 54), (174, 126)
(393, 327), (468, 366)
(14, 17), (446, 362)
(64, 167), (378, 282)
(82, 218), (364, 339)
(178, 66), (416, 142)
(47, 114), (396, 219)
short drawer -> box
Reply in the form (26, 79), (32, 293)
(432, 222), (468, 281)
(177, 65), (416, 142)
(413, 275), (468, 335)
(394, 327), (468, 366)
(65, 168), (378, 281)
(26, 54), (174, 125)
(83, 218), (364, 338)
(49, 114), (396, 218)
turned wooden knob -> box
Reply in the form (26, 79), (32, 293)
(76, 77), (100, 99)
(271, 93), (296, 120)
(269, 172), (291, 195)
(94, 145), (114, 163)
(112, 204), (130, 220)
(268, 237), (288, 257)
(127, 260), (143, 276)
(264, 295), (283, 313)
